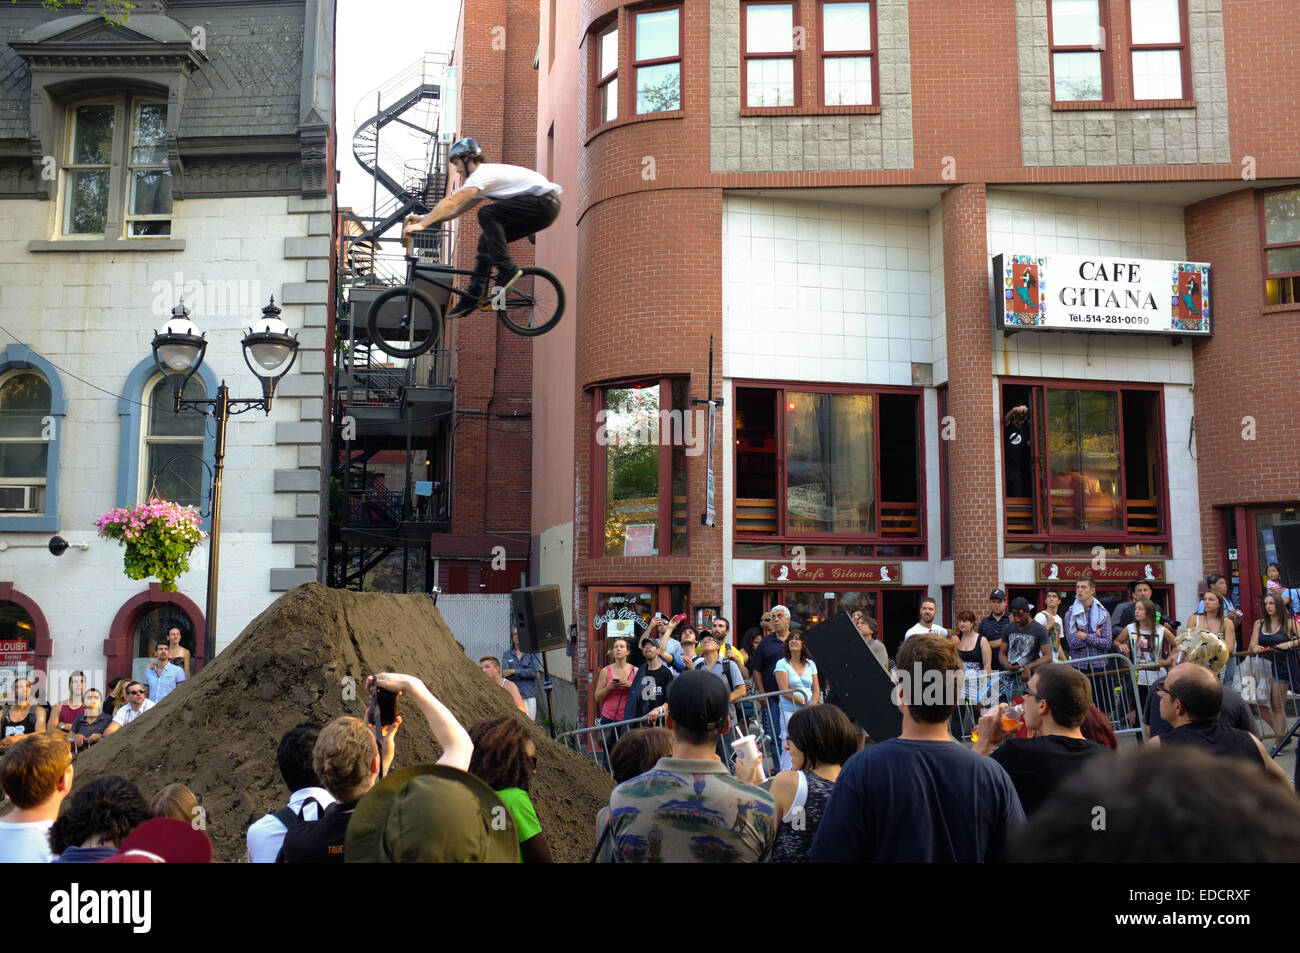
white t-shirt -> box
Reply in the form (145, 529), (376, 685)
(111, 698), (156, 727)
(905, 622), (948, 640)
(460, 163), (561, 199)
(245, 786), (336, 863)
(0, 819), (54, 863)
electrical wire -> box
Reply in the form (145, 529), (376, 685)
(0, 322), (149, 408)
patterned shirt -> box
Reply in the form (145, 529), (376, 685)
(1064, 599), (1113, 671)
(605, 757), (777, 863)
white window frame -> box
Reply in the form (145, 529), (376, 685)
(0, 370), (51, 512)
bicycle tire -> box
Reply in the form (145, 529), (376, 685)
(365, 286), (443, 358)
(495, 266), (564, 337)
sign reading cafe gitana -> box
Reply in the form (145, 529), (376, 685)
(994, 253), (1211, 336)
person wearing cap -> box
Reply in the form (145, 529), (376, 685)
(1149, 663), (1289, 786)
(970, 665), (1111, 816)
(1111, 578), (1155, 641)
(999, 597), (1052, 690)
(808, 635), (1024, 863)
(905, 596), (948, 640)
(277, 673), (472, 863)
(695, 630), (747, 704)
(978, 590), (1013, 675)
(623, 633), (677, 724)
(600, 670), (777, 862)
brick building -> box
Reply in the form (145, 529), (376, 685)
(0, 0), (334, 691)
(530, 0), (1300, 725)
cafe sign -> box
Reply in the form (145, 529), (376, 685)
(765, 560), (902, 586)
(994, 253), (1211, 337)
(1034, 559), (1166, 584)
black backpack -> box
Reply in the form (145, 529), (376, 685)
(269, 797), (326, 832)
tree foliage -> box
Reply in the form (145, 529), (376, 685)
(10, 0), (135, 26)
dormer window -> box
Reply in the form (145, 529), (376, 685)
(62, 96), (171, 239)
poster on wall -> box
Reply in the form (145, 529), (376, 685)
(623, 523), (656, 556)
(994, 253), (1212, 337)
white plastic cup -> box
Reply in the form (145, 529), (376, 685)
(732, 734), (767, 783)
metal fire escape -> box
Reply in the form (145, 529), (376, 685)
(331, 55), (456, 592)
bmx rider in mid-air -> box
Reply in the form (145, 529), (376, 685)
(403, 137), (562, 319)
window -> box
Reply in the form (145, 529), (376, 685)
(820, 1), (875, 106)
(743, 3), (798, 108)
(938, 385), (952, 559)
(596, 380), (688, 556)
(0, 372), (51, 514)
(1128, 0), (1188, 100)
(596, 23), (619, 124)
(735, 385), (922, 541)
(1001, 382), (1166, 542)
(632, 7), (681, 115)
(1049, 0), (1108, 102)
(1261, 187), (1300, 306)
(141, 376), (206, 508)
(60, 95), (171, 239)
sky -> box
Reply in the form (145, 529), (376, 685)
(335, 0), (460, 215)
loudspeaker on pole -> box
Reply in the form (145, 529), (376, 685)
(511, 585), (568, 654)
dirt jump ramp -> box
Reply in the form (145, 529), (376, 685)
(68, 583), (613, 862)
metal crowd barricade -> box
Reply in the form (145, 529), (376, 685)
(556, 688), (808, 779)
(949, 654), (1146, 743)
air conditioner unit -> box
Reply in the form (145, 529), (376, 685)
(0, 486), (37, 512)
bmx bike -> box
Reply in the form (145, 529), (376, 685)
(364, 233), (564, 358)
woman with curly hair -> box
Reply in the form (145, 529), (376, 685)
(468, 717), (552, 863)
(49, 776), (149, 863)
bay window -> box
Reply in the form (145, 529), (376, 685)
(597, 23), (619, 124)
(633, 6), (681, 114)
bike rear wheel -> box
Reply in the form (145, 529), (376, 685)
(495, 266), (564, 337)
(366, 286), (443, 358)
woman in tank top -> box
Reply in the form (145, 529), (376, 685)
(949, 610), (991, 738)
(1190, 591), (1237, 686)
(3, 678), (45, 738)
(594, 637), (636, 725)
(769, 705), (859, 863)
(1248, 593), (1300, 743)
(1127, 597), (1176, 714)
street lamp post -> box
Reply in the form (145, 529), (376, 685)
(151, 297), (300, 669)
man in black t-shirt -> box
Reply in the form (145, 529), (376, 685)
(1003, 405), (1033, 497)
(980, 590), (1014, 688)
(973, 665), (1111, 816)
(624, 635), (677, 723)
(1000, 598), (1052, 690)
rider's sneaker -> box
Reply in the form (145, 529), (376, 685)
(446, 288), (484, 319)
(495, 266), (523, 294)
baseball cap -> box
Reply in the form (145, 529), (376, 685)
(98, 819), (212, 863)
(345, 764), (519, 863)
(667, 670), (730, 734)
(990, 589), (1008, 601)
(1009, 597), (1033, 612)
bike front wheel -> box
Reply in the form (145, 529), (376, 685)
(495, 266), (564, 337)
(366, 286), (444, 358)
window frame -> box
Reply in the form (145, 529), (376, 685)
(594, 19), (620, 126)
(140, 375), (207, 509)
(1000, 378), (1170, 547)
(629, 3), (684, 117)
(590, 377), (690, 559)
(741, 1), (802, 110)
(56, 91), (171, 242)
(938, 384), (952, 560)
(731, 379), (926, 548)
(1127, 0), (1190, 102)
(817, 0), (878, 107)
(122, 99), (173, 238)
(1047, 0), (1113, 105)
(0, 369), (52, 513)
(1258, 185), (1300, 307)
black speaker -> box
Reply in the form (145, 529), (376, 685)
(1272, 522), (1300, 585)
(511, 585), (568, 654)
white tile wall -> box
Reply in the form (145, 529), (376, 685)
(986, 190), (1194, 385)
(929, 206), (947, 385)
(723, 195), (933, 387)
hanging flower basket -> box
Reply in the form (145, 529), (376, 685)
(96, 499), (205, 593)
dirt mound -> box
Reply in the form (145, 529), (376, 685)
(67, 583), (612, 862)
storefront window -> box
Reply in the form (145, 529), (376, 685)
(0, 601), (36, 699)
(1046, 389), (1121, 532)
(786, 392), (874, 533)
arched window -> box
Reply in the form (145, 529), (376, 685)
(133, 605), (195, 660)
(0, 371), (52, 515)
(141, 376), (207, 508)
